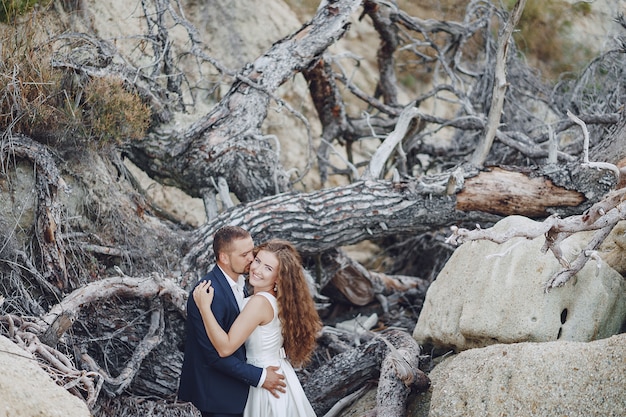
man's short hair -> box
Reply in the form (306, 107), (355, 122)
(213, 226), (251, 257)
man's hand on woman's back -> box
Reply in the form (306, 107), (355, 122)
(262, 366), (286, 398)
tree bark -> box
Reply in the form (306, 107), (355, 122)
(304, 329), (429, 417)
(304, 333), (386, 415)
(182, 162), (616, 276)
(124, 0), (363, 203)
(2, 135), (70, 291)
(375, 330), (429, 417)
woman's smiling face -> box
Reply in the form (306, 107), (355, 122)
(249, 249), (279, 293)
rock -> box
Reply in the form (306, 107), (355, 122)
(424, 334), (626, 417)
(0, 335), (92, 417)
(413, 215), (626, 352)
(335, 335), (626, 417)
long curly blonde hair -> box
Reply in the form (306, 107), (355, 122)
(254, 239), (322, 367)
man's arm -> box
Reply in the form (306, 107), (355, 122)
(194, 299), (286, 393)
(188, 285), (264, 386)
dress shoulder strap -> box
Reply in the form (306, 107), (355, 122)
(255, 292), (278, 317)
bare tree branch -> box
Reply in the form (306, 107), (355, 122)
(471, 0), (527, 167)
(43, 275), (187, 327)
(1, 134), (69, 290)
(362, 104), (420, 180)
(447, 188), (626, 290)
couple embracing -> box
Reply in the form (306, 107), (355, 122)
(178, 226), (322, 417)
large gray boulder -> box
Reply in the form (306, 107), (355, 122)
(0, 335), (92, 417)
(334, 335), (626, 417)
(413, 216), (626, 351)
(424, 334), (626, 417)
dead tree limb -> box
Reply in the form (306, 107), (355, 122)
(305, 328), (428, 417)
(182, 160), (615, 275)
(123, 0), (363, 203)
(544, 224), (616, 289)
(364, 0), (400, 106)
(362, 104), (421, 181)
(43, 275), (187, 328)
(471, 0), (527, 167)
(447, 187), (626, 290)
(303, 56), (352, 185)
(305, 333), (386, 415)
(455, 167), (585, 217)
(374, 329), (429, 417)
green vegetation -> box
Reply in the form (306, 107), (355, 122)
(0, 0), (51, 23)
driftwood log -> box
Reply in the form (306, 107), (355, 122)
(304, 329), (429, 416)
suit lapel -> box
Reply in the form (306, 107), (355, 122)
(210, 266), (240, 312)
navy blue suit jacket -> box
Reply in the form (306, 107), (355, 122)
(178, 266), (263, 414)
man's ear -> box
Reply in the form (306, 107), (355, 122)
(217, 251), (228, 265)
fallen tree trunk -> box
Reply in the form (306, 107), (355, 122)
(304, 328), (429, 417)
(374, 330), (429, 417)
(123, 0), (363, 203)
(305, 334), (385, 415)
(182, 161), (617, 275)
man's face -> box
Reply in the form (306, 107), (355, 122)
(223, 236), (255, 277)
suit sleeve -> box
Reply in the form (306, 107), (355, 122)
(188, 282), (264, 387)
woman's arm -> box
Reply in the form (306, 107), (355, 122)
(193, 280), (273, 357)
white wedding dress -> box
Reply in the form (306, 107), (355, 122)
(243, 292), (317, 417)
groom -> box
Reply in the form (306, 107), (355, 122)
(178, 226), (286, 417)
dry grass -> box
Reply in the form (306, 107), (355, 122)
(0, 11), (151, 149)
(0, 15), (62, 138)
(82, 76), (151, 146)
